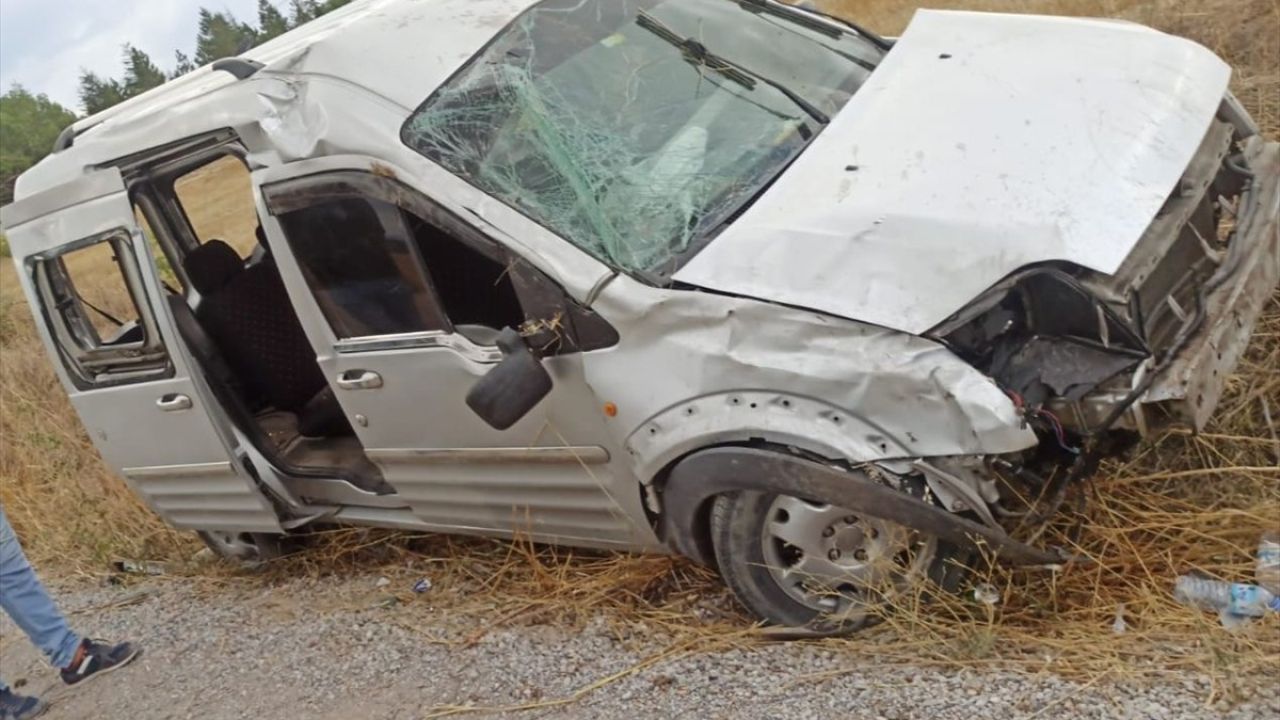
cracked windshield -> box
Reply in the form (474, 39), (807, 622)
(403, 0), (881, 277)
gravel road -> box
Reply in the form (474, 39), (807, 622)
(1, 571), (1275, 720)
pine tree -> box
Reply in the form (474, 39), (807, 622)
(122, 46), (167, 97)
(172, 51), (197, 79)
(194, 9), (259, 65)
(288, 0), (351, 28)
(288, 0), (322, 26)
(78, 72), (127, 115)
(258, 0), (291, 41)
(69, 1), (357, 116)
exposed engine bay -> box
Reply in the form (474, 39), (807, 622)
(913, 116), (1269, 555)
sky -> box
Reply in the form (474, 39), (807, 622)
(0, 0), (262, 113)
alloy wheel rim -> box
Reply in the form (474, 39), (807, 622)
(760, 494), (935, 617)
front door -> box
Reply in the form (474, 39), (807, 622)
(255, 164), (653, 548)
(1, 168), (281, 533)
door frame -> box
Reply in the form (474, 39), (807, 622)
(250, 156), (655, 547)
(1, 167), (283, 534)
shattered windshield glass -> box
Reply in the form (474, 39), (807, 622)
(402, 0), (880, 278)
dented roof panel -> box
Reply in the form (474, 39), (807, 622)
(62, 0), (536, 136)
(12, 0), (540, 200)
(674, 9), (1231, 333)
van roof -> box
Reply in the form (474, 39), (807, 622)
(15, 0), (536, 198)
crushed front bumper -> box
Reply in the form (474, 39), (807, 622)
(1143, 136), (1280, 430)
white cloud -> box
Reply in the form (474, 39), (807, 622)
(0, 0), (263, 113)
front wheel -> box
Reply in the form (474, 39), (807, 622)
(711, 489), (967, 633)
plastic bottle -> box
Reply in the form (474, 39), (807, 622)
(1174, 575), (1280, 627)
(1257, 530), (1280, 596)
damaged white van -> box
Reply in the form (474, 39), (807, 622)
(3, 0), (1277, 632)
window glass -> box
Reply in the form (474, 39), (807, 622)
(173, 155), (261, 258)
(407, 215), (524, 333)
(60, 240), (141, 344)
(34, 232), (168, 387)
(403, 0), (879, 277)
(276, 197), (448, 339)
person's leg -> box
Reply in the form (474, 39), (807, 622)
(0, 507), (82, 671)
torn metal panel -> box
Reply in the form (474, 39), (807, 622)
(1144, 137), (1280, 429)
(257, 80), (328, 161)
(674, 9), (1231, 333)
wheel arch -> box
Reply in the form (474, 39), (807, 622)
(629, 390), (914, 566)
(652, 445), (1064, 568)
(649, 440), (813, 566)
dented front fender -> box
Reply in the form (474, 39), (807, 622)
(583, 276), (1038, 484)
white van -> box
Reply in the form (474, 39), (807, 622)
(3, 0), (1277, 632)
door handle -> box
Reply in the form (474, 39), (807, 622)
(335, 370), (384, 391)
(156, 393), (193, 412)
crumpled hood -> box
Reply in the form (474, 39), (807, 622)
(674, 9), (1231, 334)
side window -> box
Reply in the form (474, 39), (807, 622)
(32, 232), (169, 388)
(406, 215), (524, 333)
(265, 172), (618, 352)
(276, 196), (448, 339)
(172, 154), (260, 258)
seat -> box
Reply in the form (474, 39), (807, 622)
(183, 238), (244, 297)
(182, 240), (350, 436)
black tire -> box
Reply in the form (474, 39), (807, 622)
(711, 490), (970, 633)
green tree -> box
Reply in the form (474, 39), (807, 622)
(70, 1), (358, 118)
(258, 0), (291, 41)
(77, 72), (127, 115)
(122, 45), (167, 97)
(78, 45), (167, 116)
(194, 9), (259, 66)
(288, 0), (352, 26)
(172, 50), (197, 79)
(288, 0), (323, 25)
(0, 85), (78, 204)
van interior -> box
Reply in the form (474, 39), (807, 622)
(126, 140), (525, 499)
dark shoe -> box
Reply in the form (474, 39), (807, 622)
(60, 639), (142, 686)
(0, 689), (47, 720)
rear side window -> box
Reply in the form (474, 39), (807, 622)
(172, 155), (260, 258)
(32, 232), (169, 388)
(275, 197), (448, 339)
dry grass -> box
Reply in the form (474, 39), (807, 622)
(0, 259), (194, 567)
(1, 0), (1278, 698)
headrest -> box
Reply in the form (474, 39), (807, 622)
(183, 240), (243, 295)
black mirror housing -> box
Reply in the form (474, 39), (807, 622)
(465, 328), (554, 430)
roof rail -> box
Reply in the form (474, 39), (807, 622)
(211, 57), (265, 80)
(52, 124), (78, 153)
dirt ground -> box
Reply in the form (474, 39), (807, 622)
(1, 571), (1276, 720)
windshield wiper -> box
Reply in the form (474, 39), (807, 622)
(733, 0), (892, 51)
(635, 10), (830, 126)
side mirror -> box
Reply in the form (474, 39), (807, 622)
(465, 328), (553, 430)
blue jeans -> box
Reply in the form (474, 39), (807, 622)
(0, 507), (81, 692)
